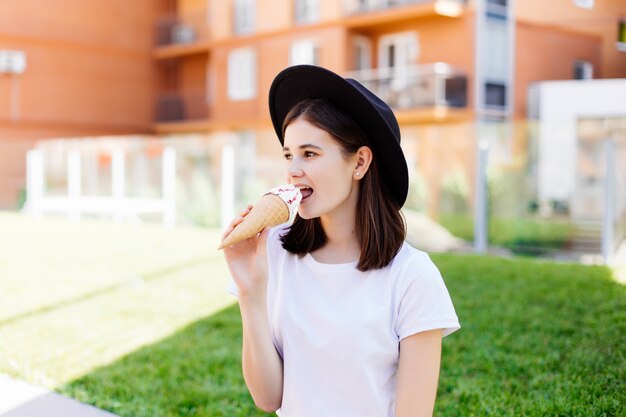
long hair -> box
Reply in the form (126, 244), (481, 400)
(279, 98), (406, 271)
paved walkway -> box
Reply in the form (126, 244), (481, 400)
(0, 374), (119, 417)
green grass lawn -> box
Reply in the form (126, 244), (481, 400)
(1, 212), (624, 416)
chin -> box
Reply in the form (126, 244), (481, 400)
(297, 212), (314, 220)
(297, 208), (316, 220)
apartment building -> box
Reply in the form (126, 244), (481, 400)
(152, 0), (624, 217)
(0, 0), (624, 212)
(0, 0), (158, 208)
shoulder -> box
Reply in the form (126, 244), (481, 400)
(391, 242), (439, 275)
(266, 223), (291, 259)
(387, 242), (444, 289)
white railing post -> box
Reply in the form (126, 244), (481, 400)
(23, 142), (181, 227)
(25, 149), (43, 216)
(433, 64), (446, 107)
(474, 138), (489, 253)
(602, 138), (616, 264)
(162, 147), (176, 228)
(221, 144), (235, 232)
(67, 149), (82, 220)
(111, 149), (125, 223)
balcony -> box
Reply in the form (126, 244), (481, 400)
(347, 63), (467, 111)
(344, 0), (467, 19)
(155, 90), (209, 125)
(154, 11), (210, 58)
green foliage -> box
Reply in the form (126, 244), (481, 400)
(439, 214), (573, 255)
(439, 169), (470, 215)
(240, 177), (269, 211)
(487, 168), (531, 219)
(15, 187), (27, 210)
(181, 169), (220, 228)
(405, 167), (429, 213)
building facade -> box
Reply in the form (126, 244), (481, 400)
(1, 0), (625, 213)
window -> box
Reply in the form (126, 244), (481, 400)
(485, 82), (506, 108)
(573, 60), (593, 80)
(445, 76), (467, 107)
(228, 48), (257, 100)
(483, 22), (509, 80)
(0, 50), (27, 74)
(234, 0), (255, 34)
(486, 0), (507, 20)
(295, 0), (319, 23)
(618, 19), (626, 52)
(290, 40), (320, 66)
(378, 32), (419, 69)
(353, 36), (372, 70)
(574, 0), (594, 9)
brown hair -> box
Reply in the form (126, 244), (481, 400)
(279, 98), (406, 271)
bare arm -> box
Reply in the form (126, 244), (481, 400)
(221, 207), (284, 412)
(394, 329), (443, 417)
(238, 292), (284, 412)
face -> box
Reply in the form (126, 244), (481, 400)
(283, 118), (359, 221)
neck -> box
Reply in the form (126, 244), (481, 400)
(319, 209), (359, 258)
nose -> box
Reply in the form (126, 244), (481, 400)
(287, 158), (304, 180)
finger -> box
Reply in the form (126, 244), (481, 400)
(239, 206), (252, 217)
(221, 216), (244, 241)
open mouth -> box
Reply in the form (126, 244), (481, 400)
(298, 186), (314, 202)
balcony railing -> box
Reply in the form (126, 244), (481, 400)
(155, 90), (209, 123)
(344, 0), (466, 15)
(346, 63), (467, 110)
(155, 11), (210, 47)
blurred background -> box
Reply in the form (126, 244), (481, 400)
(1, 0), (625, 261)
(1, 1), (626, 416)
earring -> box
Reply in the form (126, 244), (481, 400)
(355, 172), (360, 176)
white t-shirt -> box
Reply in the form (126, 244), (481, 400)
(227, 226), (460, 417)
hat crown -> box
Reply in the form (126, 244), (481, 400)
(345, 78), (401, 145)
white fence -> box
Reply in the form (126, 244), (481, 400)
(24, 147), (177, 227)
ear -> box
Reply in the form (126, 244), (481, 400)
(352, 146), (373, 180)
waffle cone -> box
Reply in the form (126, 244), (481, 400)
(218, 194), (290, 249)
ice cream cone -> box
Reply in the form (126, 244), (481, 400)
(218, 194), (290, 249)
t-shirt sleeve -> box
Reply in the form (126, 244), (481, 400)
(394, 253), (460, 340)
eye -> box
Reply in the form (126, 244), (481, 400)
(304, 151), (317, 158)
(283, 153), (293, 161)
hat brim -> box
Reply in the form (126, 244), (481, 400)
(269, 65), (408, 207)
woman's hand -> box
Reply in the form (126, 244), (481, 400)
(221, 205), (270, 299)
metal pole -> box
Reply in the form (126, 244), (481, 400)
(474, 138), (489, 253)
(602, 138), (615, 264)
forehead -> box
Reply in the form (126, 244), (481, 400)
(283, 118), (335, 148)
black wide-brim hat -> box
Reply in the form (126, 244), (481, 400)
(268, 65), (409, 207)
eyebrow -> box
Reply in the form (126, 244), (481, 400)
(282, 144), (323, 151)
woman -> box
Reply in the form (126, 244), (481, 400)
(221, 65), (460, 417)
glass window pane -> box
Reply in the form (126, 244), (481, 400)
(485, 82), (506, 107)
